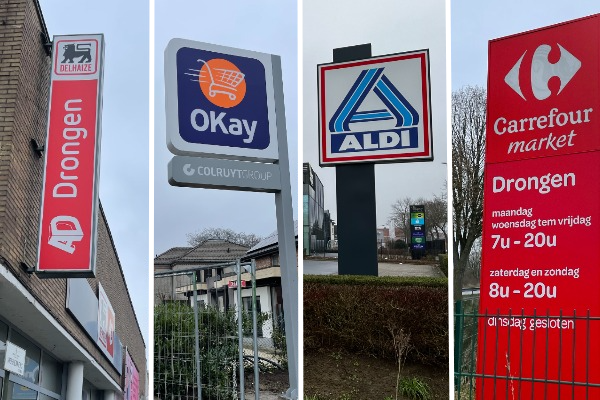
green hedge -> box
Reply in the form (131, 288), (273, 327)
(304, 275), (448, 366)
(304, 274), (447, 287)
(154, 303), (238, 399)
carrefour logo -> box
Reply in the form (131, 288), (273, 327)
(175, 47), (269, 150)
(505, 43), (581, 101)
(318, 50), (432, 165)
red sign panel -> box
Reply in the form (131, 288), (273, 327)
(478, 15), (600, 399)
(486, 15), (600, 164)
(37, 35), (104, 276)
(98, 283), (116, 358)
(228, 280), (247, 288)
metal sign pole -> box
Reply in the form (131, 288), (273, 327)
(236, 260), (246, 400)
(251, 259), (260, 400)
(192, 272), (202, 400)
(271, 54), (298, 398)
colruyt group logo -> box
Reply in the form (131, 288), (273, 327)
(318, 50), (432, 166)
(486, 15), (600, 163)
(166, 39), (279, 162)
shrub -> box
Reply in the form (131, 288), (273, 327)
(272, 314), (288, 368)
(154, 302), (238, 399)
(394, 239), (407, 249)
(399, 377), (432, 400)
(438, 254), (448, 277)
(304, 275), (448, 366)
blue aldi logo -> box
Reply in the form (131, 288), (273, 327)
(165, 39), (279, 162)
(318, 50), (433, 166)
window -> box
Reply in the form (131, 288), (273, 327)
(242, 296), (263, 337)
(40, 354), (62, 393)
(0, 319), (7, 368)
(8, 331), (40, 385)
(271, 253), (279, 266)
(0, 323), (62, 400)
(7, 379), (37, 400)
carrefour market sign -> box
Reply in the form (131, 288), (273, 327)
(477, 14), (600, 400)
(165, 39), (279, 162)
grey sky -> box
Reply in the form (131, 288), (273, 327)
(154, 1), (298, 255)
(303, 0), (448, 227)
(452, 0), (600, 90)
(39, 0), (150, 346)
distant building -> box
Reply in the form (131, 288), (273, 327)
(241, 221), (298, 337)
(303, 163), (326, 255)
(154, 239), (249, 308)
(377, 225), (407, 247)
(154, 224), (298, 338)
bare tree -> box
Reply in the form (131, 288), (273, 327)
(452, 85), (486, 301)
(424, 188), (448, 243)
(186, 227), (263, 248)
(389, 196), (425, 243)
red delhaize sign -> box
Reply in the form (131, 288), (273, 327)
(477, 15), (600, 399)
(36, 34), (104, 277)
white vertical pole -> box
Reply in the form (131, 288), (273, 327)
(271, 54), (298, 399)
(65, 361), (84, 400)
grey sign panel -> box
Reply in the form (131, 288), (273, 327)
(66, 278), (99, 342)
(169, 156), (282, 193)
(66, 279), (123, 374)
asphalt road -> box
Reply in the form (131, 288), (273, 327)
(303, 259), (444, 277)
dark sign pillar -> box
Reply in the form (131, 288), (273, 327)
(409, 204), (426, 260)
(334, 44), (378, 276)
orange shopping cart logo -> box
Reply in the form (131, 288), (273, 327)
(187, 58), (247, 108)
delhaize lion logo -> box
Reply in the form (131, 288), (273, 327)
(192, 58), (246, 108)
(61, 43), (93, 64)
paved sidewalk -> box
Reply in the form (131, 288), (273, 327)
(303, 259), (444, 278)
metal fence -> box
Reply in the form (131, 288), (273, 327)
(154, 260), (287, 400)
(455, 294), (600, 399)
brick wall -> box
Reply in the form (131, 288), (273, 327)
(96, 204), (147, 394)
(255, 255), (274, 270)
(0, 0), (146, 395)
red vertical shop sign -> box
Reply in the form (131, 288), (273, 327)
(477, 15), (600, 399)
(36, 34), (104, 277)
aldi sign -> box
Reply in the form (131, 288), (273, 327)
(477, 14), (600, 399)
(318, 50), (432, 166)
(37, 34), (104, 277)
(165, 39), (279, 162)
